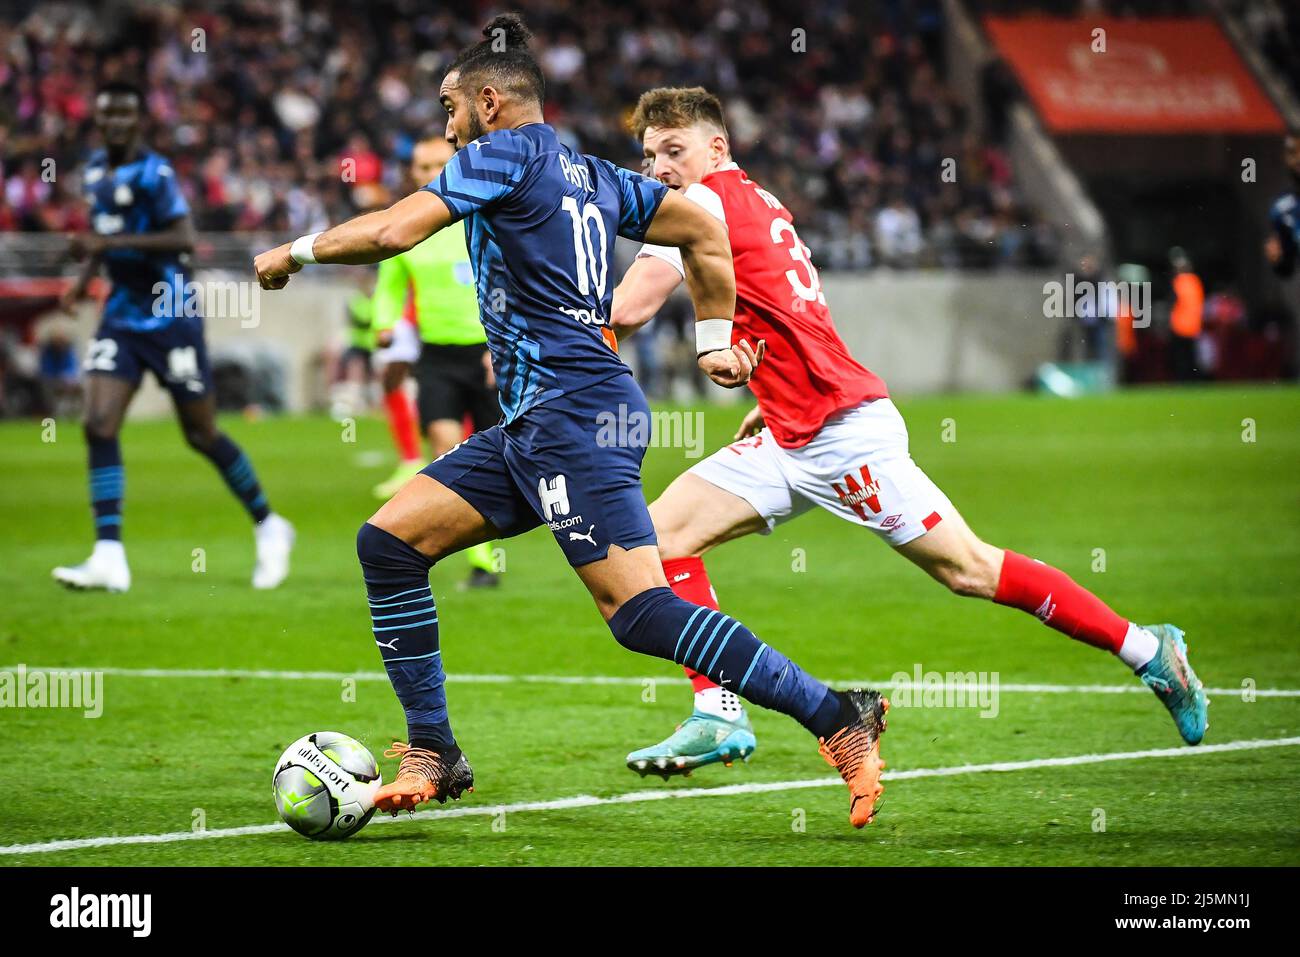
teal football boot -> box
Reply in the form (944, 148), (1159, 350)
(1136, 623), (1208, 745)
(626, 710), (757, 779)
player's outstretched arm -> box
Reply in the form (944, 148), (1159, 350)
(641, 189), (763, 388)
(642, 189), (734, 323)
(254, 190), (452, 290)
(610, 255), (683, 341)
(68, 214), (196, 259)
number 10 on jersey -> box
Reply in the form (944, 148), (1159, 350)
(562, 197), (609, 298)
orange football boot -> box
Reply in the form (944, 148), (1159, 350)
(817, 689), (890, 828)
(374, 741), (474, 814)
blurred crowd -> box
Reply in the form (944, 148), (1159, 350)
(1225, 0), (1300, 102)
(967, 0), (1199, 14)
(1, 0), (1057, 270)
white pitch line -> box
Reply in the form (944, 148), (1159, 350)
(3, 664), (1297, 698)
(0, 665), (659, 686)
(2, 735), (1297, 857)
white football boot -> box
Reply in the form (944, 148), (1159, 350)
(52, 540), (131, 593)
(252, 513), (295, 590)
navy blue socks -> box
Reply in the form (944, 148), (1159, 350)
(608, 587), (847, 739)
(90, 430), (271, 540)
(200, 434), (270, 523)
(87, 433), (124, 541)
(358, 539), (849, 750)
(357, 522), (455, 751)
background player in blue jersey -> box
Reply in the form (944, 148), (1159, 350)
(54, 81), (294, 593)
(255, 14), (891, 828)
(1266, 127), (1300, 279)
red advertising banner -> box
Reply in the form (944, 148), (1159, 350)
(983, 17), (1284, 134)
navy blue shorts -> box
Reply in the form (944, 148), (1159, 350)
(423, 372), (658, 566)
(84, 317), (213, 402)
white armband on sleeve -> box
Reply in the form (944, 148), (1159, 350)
(636, 242), (684, 276)
(634, 182), (727, 279)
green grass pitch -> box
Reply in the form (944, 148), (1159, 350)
(2, 385), (1298, 866)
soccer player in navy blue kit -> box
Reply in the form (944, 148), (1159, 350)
(55, 82), (294, 592)
(256, 16), (890, 828)
(1266, 127), (1300, 279)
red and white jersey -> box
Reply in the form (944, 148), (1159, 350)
(638, 163), (887, 448)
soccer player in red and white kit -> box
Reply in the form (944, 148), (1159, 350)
(612, 88), (1208, 789)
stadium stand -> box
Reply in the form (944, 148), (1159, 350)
(1, 0), (1053, 271)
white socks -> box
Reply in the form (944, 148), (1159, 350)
(695, 686), (745, 721)
(1118, 622), (1160, 671)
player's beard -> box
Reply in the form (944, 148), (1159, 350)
(465, 106), (487, 143)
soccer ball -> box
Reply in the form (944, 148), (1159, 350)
(272, 731), (382, 840)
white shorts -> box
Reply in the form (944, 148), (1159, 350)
(373, 320), (421, 366)
(689, 398), (953, 546)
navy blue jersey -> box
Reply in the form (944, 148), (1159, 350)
(1270, 191), (1299, 278)
(82, 148), (191, 332)
(421, 124), (667, 422)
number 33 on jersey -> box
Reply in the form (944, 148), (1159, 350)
(637, 163), (888, 448)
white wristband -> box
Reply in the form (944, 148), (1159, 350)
(290, 232), (322, 266)
(695, 318), (733, 354)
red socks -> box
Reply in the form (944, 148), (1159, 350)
(384, 388), (422, 462)
(662, 556), (722, 692)
(994, 550), (1128, 653)
(663, 551), (1129, 690)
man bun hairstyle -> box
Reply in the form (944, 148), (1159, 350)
(629, 87), (729, 142)
(485, 12), (532, 48)
(448, 12), (545, 107)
